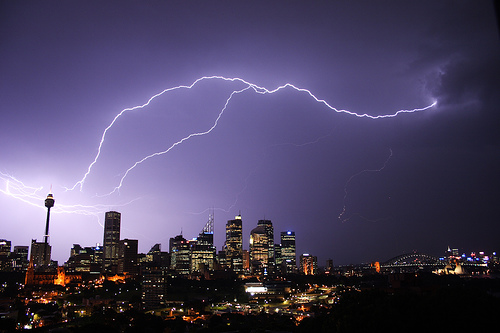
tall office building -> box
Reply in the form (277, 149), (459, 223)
(249, 225), (268, 275)
(191, 214), (216, 274)
(280, 231), (296, 274)
(30, 239), (50, 268)
(169, 235), (190, 275)
(274, 243), (282, 266)
(225, 214), (243, 273)
(103, 211), (121, 273)
(12, 246), (29, 272)
(118, 239), (138, 276)
(257, 219), (275, 271)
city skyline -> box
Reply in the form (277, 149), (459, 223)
(1, 1), (499, 266)
(1, 208), (496, 270)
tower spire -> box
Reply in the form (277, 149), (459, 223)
(201, 208), (214, 234)
(43, 191), (55, 266)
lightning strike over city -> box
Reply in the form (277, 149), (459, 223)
(1, 0), (498, 275)
(69, 76), (436, 196)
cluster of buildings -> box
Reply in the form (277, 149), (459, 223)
(0, 193), (322, 310)
(2, 193), (497, 314)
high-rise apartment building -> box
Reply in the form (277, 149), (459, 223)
(142, 265), (167, 310)
(225, 214), (243, 273)
(280, 231), (296, 274)
(103, 211), (121, 273)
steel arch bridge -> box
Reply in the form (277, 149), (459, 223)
(381, 252), (441, 268)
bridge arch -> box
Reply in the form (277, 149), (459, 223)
(382, 252), (440, 267)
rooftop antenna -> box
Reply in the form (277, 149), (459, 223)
(201, 208), (214, 234)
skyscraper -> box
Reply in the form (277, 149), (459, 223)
(250, 224), (268, 275)
(103, 211), (121, 273)
(225, 214), (243, 273)
(257, 219), (275, 271)
(30, 239), (50, 268)
(191, 214), (216, 274)
(280, 231), (296, 274)
(169, 234), (190, 275)
(118, 239), (138, 276)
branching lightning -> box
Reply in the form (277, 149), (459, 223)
(68, 76), (437, 195)
(338, 148), (393, 223)
(0, 171), (45, 209)
(2, 75), (436, 227)
(100, 85), (252, 196)
(0, 171), (137, 227)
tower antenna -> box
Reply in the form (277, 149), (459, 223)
(43, 191), (55, 266)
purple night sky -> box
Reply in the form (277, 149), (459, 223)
(1, 1), (499, 266)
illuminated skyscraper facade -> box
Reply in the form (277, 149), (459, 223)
(300, 253), (318, 275)
(191, 214), (216, 274)
(169, 235), (190, 275)
(250, 225), (268, 275)
(257, 220), (274, 263)
(225, 214), (243, 273)
(280, 231), (296, 274)
(103, 211), (121, 273)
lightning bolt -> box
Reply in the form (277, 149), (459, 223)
(101, 85), (252, 196)
(2, 76), (436, 226)
(68, 76), (437, 195)
(338, 148), (393, 223)
(0, 171), (136, 227)
(0, 171), (45, 208)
